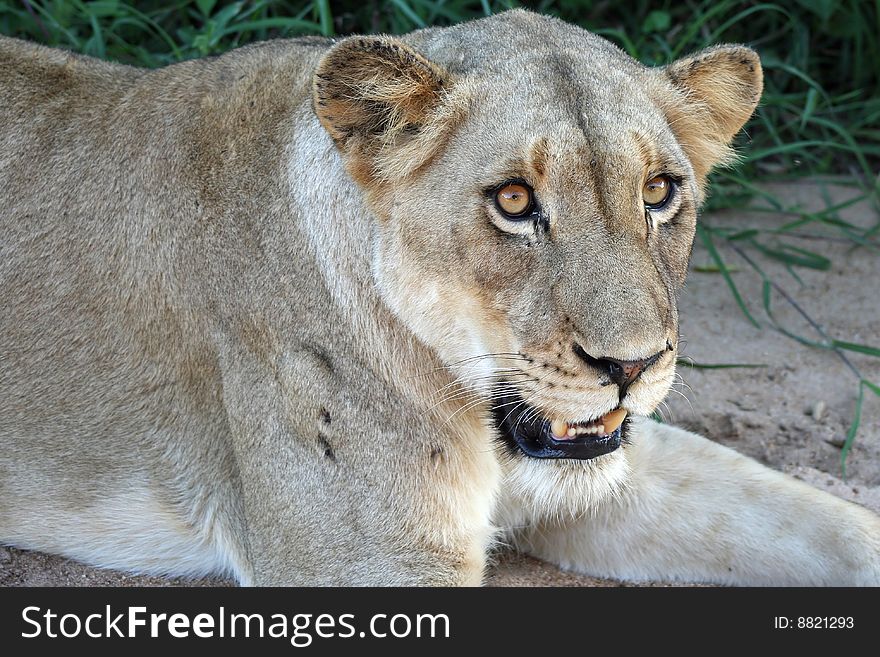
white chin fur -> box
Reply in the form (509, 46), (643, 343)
(494, 445), (632, 531)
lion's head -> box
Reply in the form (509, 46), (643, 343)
(312, 10), (761, 484)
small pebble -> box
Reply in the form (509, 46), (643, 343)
(812, 400), (826, 422)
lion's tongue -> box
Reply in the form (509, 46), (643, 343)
(550, 408), (628, 440)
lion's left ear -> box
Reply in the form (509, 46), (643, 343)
(313, 37), (455, 184)
(660, 45), (763, 182)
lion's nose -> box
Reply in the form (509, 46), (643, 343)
(600, 354), (660, 388)
(572, 342), (670, 393)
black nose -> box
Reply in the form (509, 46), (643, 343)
(572, 343), (666, 392)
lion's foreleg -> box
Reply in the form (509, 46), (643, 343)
(508, 419), (880, 585)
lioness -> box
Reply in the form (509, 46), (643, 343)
(1, 9), (878, 586)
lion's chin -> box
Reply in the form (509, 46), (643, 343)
(491, 392), (629, 460)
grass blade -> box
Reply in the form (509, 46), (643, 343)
(840, 381), (865, 480)
(831, 340), (880, 358)
(697, 226), (761, 328)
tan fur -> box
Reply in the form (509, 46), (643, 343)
(1, 10), (878, 586)
(658, 45), (763, 184)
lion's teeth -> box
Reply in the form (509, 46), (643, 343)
(550, 419), (569, 439)
(601, 408), (627, 434)
(550, 412), (624, 440)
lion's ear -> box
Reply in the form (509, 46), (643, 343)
(313, 37), (452, 181)
(660, 45), (763, 181)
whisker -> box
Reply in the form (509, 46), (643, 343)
(666, 387), (695, 416)
(495, 395), (533, 428)
(428, 367), (540, 403)
(440, 395), (490, 427)
(427, 383), (516, 414)
(429, 370), (532, 400)
(654, 400), (671, 423)
(408, 352), (532, 379)
(672, 375), (695, 398)
(510, 378), (558, 435)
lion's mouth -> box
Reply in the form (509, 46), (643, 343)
(491, 393), (628, 460)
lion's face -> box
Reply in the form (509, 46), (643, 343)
(314, 10), (762, 467)
(374, 88), (692, 461)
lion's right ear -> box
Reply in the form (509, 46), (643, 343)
(313, 37), (453, 182)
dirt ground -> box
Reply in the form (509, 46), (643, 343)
(1, 182), (878, 587)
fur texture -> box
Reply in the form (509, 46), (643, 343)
(1, 10), (877, 585)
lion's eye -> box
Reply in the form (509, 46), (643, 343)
(495, 182), (534, 218)
(643, 175), (673, 209)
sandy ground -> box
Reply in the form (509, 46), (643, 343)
(1, 182), (878, 587)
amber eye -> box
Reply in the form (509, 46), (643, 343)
(643, 175), (673, 209)
(495, 182), (534, 218)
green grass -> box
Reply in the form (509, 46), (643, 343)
(2, 0), (879, 472)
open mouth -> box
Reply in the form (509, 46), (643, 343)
(492, 393), (628, 460)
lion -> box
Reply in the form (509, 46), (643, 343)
(1, 9), (878, 586)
